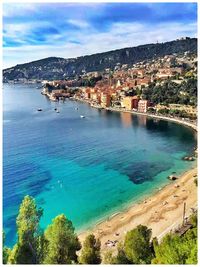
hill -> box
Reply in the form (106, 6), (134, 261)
(3, 37), (197, 82)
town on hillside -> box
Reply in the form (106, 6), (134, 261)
(41, 51), (197, 123)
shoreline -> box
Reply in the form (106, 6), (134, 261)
(73, 97), (197, 132)
(108, 107), (197, 132)
(78, 166), (197, 252)
(74, 98), (197, 252)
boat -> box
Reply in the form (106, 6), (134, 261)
(56, 110), (60, 113)
(80, 115), (85, 118)
(75, 108), (78, 110)
(37, 108), (42, 111)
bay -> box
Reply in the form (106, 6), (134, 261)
(3, 84), (196, 246)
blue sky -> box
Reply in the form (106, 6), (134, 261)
(3, 2), (197, 68)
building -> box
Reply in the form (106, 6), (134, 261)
(51, 89), (64, 96)
(138, 100), (149, 113)
(90, 92), (98, 101)
(137, 69), (144, 78)
(101, 93), (111, 107)
(132, 96), (140, 109)
(139, 77), (151, 87)
(122, 96), (139, 110)
(156, 68), (173, 79)
(84, 88), (91, 99)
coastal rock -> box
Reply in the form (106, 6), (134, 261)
(182, 156), (194, 161)
(188, 157), (194, 161)
(168, 175), (178, 181)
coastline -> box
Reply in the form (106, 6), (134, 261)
(108, 107), (197, 132)
(72, 97), (197, 132)
(75, 98), (197, 252)
(78, 166), (197, 252)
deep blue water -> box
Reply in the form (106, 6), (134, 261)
(3, 84), (196, 247)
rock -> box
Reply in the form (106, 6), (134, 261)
(188, 157), (194, 161)
(182, 156), (194, 161)
(168, 175), (178, 181)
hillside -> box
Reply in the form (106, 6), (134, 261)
(3, 38), (197, 82)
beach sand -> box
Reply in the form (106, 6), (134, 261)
(78, 167), (197, 253)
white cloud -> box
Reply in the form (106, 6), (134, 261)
(3, 20), (60, 46)
(3, 3), (39, 17)
(67, 19), (90, 29)
(3, 21), (197, 69)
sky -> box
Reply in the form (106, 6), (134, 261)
(3, 2), (197, 68)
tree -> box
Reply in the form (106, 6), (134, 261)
(79, 234), (101, 264)
(190, 213), (197, 227)
(114, 242), (131, 264)
(8, 195), (43, 264)
(3, 232), (11, 264)
(124, 225), (154, 264)
(43, 214), (81, 264)
(152, 228), (197, 264)
(103, 242), (131, 264)
(152, 233), (183, 264)
(103, 251), (116, 264)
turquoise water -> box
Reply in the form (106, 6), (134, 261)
(3, 84), (197, 247)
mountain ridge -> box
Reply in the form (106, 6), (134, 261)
(3, 37), (197, 81)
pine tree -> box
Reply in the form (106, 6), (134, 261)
(7, 195), (43, 264)
(79, 234), (101, 264)
(43, 214), (81, 264)
(3, 232), (11, 264)
(124, 225), (153, 264)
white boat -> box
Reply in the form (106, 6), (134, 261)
(80, 115), (85, 118)
(56, 110), (60, 113)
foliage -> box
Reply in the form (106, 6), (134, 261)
(45, 83), (54, 91)
(124, 225), (154, 264)
(80, 76), (102, 87)
(3, 38), (197, 81)
(3, 195), (198, 265)
(157, 108), (169, 115)
(103, 242), (131, 264)
(114, 242), (131, 264)
(79, 234), (101, 264)
(3, 232), (11, 264)
(190, 213), (197, 228)
(143, 78), (197, 106)
(7, 195), (43, 264)
(152, 223), (197, 264)
(103, 251), (117, 264)
(43, 214), (81, 264)
(147, 107), (156, 113)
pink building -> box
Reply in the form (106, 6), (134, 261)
(138, 100), (149, 113)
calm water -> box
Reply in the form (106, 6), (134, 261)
(3, 84), (196, 247)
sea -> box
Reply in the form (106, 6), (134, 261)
(3, 83), (197, 247)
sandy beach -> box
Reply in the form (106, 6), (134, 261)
(78, 167), (197, 253)
(73, 97), (198, 252)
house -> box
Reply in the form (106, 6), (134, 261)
(84, 88), (91, 99)
(138, 100), (149, 113)
(137, 77), (151, 87)
(156, 68), (173, 79)
(122, 96), (140, 110)
(101, 93), (111, 107)
(90, 92), (98, 101)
